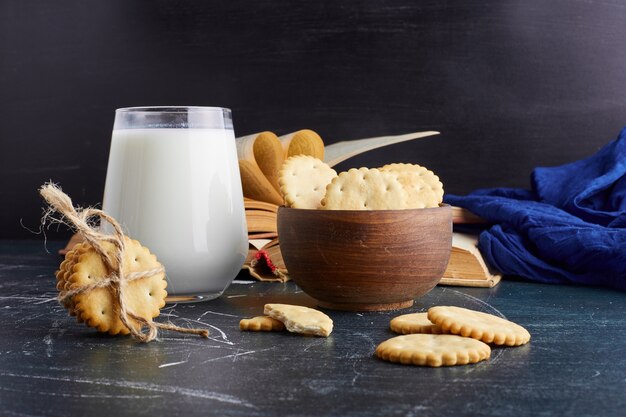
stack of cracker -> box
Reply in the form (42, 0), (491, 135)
(41, 183), (209, 342)
(56, 237), (167, 335)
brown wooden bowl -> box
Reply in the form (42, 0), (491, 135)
(277, 205), (452, 311)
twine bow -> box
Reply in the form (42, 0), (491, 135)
(40, 183), (209, 342)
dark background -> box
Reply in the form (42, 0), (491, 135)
(1, 0), (625, 239)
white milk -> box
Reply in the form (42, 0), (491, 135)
(103, 128), (248, 298)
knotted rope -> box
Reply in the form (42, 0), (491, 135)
(40, 183), (209, 342)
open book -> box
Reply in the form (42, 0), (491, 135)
(242, 237), (288, 282)
(440, 233), (501, 287)
(244, 197), (278, 239)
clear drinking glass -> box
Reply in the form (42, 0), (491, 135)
(103, 106), (248, 302)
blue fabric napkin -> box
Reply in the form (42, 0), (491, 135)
(444, 127), (626, 291)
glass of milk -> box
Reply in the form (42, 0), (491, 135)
(103, 106), (248, 302)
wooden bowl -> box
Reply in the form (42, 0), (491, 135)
(277, 205), (452, 311)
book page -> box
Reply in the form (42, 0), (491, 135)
(324, 131), (439, 167)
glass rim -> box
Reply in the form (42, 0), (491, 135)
(115, 106), (231, 113)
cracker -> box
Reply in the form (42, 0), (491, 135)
(379, 163), (443, 207)
(320, 167), (409, 210)
(66, 237), (167, 335)
(375, 334), (491, 367)
(56, 242), (88, 288)
(389, 312), (446, 335)
(393, 172), (439, 209)
(56, 242), (90, 316)
(239, 316), (285, 332)
(56, 255), (73, 290)
(56, 257), (75, 310)
(264, 303), (333, 337)
(278, 155), (337, 209)
(427, 306), (531, 346)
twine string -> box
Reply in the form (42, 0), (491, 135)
(40, 183), (209, 342)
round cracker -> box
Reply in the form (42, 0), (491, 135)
(56, 242), (90, 315)
(68, 238), (167, 335)
(390, 312), (446, 335)
(279, 155), (337, 209)
(379, 163), (444, 206)
(427, 306), (531, 346)
(321, 167), (409, 210)
(376, 334), (491, 367)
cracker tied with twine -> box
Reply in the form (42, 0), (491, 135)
(40, 183), (209, 343)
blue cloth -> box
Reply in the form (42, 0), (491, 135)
(444, 127), (626, 291)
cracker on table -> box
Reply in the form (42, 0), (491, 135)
(379, 163), (443, 207)
(427, 306), (531, 346)
(278, 155), (337, 209)
(320, 167), (409, 210)
(66, 237), (168, 335)
(264, 303), (333, 337)
(389, 312), (446, 335)
(239, 316), (286, 332)
(375, 334), (491, 367)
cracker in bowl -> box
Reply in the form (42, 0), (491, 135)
(320, 167), (409, 210)
(379, 163), (443, 208)
(278, 155), (337, 209)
